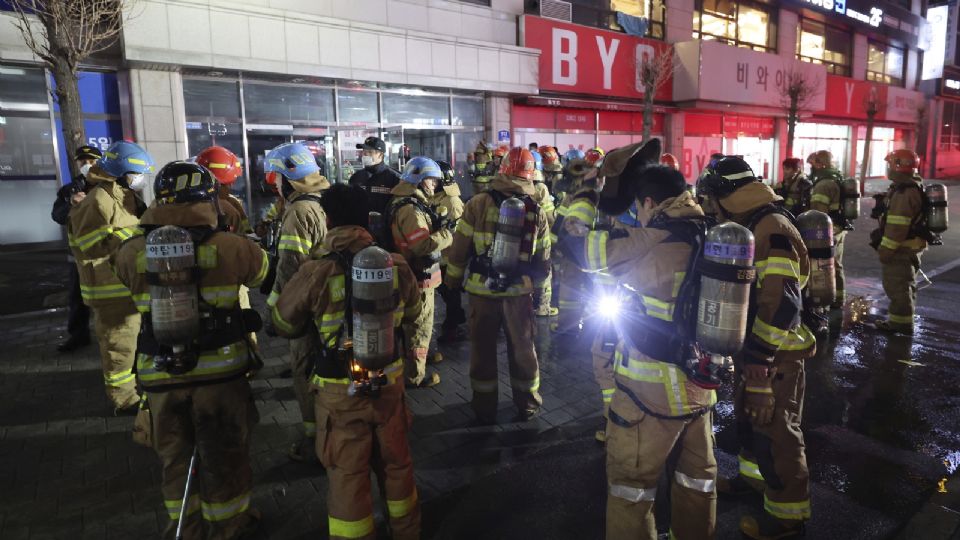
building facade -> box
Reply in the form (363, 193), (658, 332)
(0, 0), (934, 245)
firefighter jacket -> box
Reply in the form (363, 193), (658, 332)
(878, 173), (927, 262)
(113, 203), (270, 389)
(218, 188), (252, 234)
(270, 226), (423, 389)
(266, 189), (328, 307)
(719, 182), (816, 369)
(430, 183), (465, 266)
(349, 161), (402, 216)
(780, 172), (812, 215)
(810, 167), (845, 232)
(388, 183), (453, 289)
(532, 181), (557, 229)
(560, 190), (716, 418)
(67, 166), (141, 307)
(444, 175), (551, 297)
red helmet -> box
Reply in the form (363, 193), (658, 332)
(494, 145), (510, 158)
(660, 153), (679, 170)
(265, 171), (280, 192)
(885, 149), (920, 174)
(585, 147), (604, 165)
(196, 146), (242, 185)
(498, 147), (536, 180)
(782, 157), (803, 170)
(541, 146), (560, 165)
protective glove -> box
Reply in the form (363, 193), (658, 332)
(869, 228), (882, 251)
(742, 366), (777, 426)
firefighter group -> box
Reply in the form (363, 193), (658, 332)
(58, 132), (948, 540)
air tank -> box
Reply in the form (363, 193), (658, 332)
(926, 183), (949, 234)
(697, 222), (755, 356)
(146, 225), (199, 347)
(797, 210), (836, 308)
(351, 246), (396, 370)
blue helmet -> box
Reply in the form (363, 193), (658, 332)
(616, 202), (643, 228)
(401, 156), (442, 185)
(99, 141), (155, 177)
(533, 151), (543, 171)
(265, 142), (320, 180)
(564, 148), (585, 162)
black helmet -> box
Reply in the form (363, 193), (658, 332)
(696, 156), (758, 201)
(154, 161), (218, 205)
(436, 160), (455, 185)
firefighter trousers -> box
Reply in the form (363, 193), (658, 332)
(238, 285), (258, 352)
(67, 263), (90, 340)
(468, 294), (542, 421)
(834, 230), (847, 307)
(437, 282), (465, 332)
(533, 267), (553, 316)
(882, 251), (920, 331)
(404, 288), (435, 386)
(591, 329), (616, 418)
(149, 378), (258, 540)
(556, 259), (588, 332)
(606, 391), (717, 540)
(315, 384), (420, 540)
(289, 334), (317, 437)
(92, 301), (140, 409)
(734, 363), (811, 523)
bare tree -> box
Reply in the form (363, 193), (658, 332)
(635, 48), (674, 142)
(778, 67), (822, 159)
(8, 0), (129, 177)
(858, 88), (883, 192)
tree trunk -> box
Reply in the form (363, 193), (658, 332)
(859, 112), (875, 193)
(642, 87), (654, 142)
(51, 58), (84, 178)
(786, 100), (797, 159)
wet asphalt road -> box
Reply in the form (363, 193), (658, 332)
(420, 185), (960, 540)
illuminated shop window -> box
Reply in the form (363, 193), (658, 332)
(867, 40), (905, 86)
(693, 0), (776, 52)
(609, 0), (666, 39)
(940, 102), (960, 151)
(796, 18), (851, 76)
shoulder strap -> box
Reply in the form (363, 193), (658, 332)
(746, 203), (795, 233)
(323, 250), (355, 339)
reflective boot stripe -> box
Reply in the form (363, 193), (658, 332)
(104, 369), (135, 387)
(674, 471), (716, 493)
(738, 455), (764, 481)
(165, 494), (200, 520)
(764, 494), (811, 520)
(303, 421), (317, 437)
(386, 489), (418, 518)
(609, 483), (656, 502)
(329, 514), (375, 538)
(201, 491), (251, 522)
(471, 378), (498, 393)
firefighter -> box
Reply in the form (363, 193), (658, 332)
(470, 141), (494, 196)
(778, 157), (812, 216)
(699, 157), (815, 540)
(196, 146), (251, 234)
(67, 140), (153, 413)
(113, 161), (269, 539)
(271, 184), (422, 540)
(264, 142), (331, 463)
(874, 150), (927, 335)
(558, 139), (718, 539)
(541, 146), (563, 194)
(388, 157), (453, 388)
(433, 160), (467, 343)
(532, 166), (558, 317)
(808, 150), (847, 310)
(552, 157), (597, 334)
(445, 147), (551, 423)
(348, 136), (401, 216)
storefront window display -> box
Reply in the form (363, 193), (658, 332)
(855, 126), (896, 178)
(796, 18), (852, 76)
(694, 0), (777, 53)
(609, 0), (666, 39)
(681, 112), (774, 182)
(867, 41), (905, 86)
(793, 122), (851, 175)
(940, 101), (960, 150)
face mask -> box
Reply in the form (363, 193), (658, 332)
(361, 155), (376, 168)
(127, 173), (147, 191)
(79, 164), (92, 176)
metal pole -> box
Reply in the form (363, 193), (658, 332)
(175, 446), (199, 540)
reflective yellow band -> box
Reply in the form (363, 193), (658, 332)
(105, 369), (135, 387)
(751, 318), (790, 348)
(880, 237), (900, 250)
(456, 220), (474, 238)
(252, 250), (270, 287)
(132, 293), (151, 313)
(739, 455), (764, 481)
(266, 289), (280, 308)
(885, 214), (912, 226)
(79, 283), (131, 301)
(70, 226), (111, 251)
(111, 226), (140, 241)
(810, 193), (831, 205)
(745, 385), (774, 394)
(303, 421), (317, 436)
(888, 313), (914, 324)
(764, 494), (811, 520)
(471, 378), (498, 393)
(272, 305), (297, 335)
(447, 264), (464, 279)
(328, 512), (373, 535)
(278, 234), (312, 255)
(585, 231), (608, 271)
(510, 375), (540, 392)
(674, 471), (715, 493)
(756, 257), (800, 282)
(566, 201), (597, 225)
(386, 490), (418, 518)
(201, 285), (239, 308)
(201, 491), (251, 522)
(165, 495), (200, 520)
(642, 295), (674, 322)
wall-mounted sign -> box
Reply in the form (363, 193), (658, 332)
(939, 67), (960, 99)
(783, 0), (930, 50)
(819, 75), (924, 122)
(798, 0), (884, 28)
(520, 15), (673, 101)
(922, 5), (949, 80)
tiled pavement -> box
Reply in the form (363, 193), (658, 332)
(0, 295), (606, 539)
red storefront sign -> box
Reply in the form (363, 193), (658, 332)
(556, 110), (595, 130)
(723, 115), (775, 137)
(515, 105), (665, 134)
(521, 15), (673, 101)
(819, 75), (923, 123)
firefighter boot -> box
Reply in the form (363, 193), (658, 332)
(740, 512), (805, 539)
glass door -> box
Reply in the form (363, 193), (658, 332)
(245, 127), (292, 222)
(332, 125), (405, 182)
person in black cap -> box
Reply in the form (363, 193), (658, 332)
(51, 145), (103, 352)
(348, 136), (401, 216)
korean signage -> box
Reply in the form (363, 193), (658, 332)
(922, 5), (949, 80)
(939, 67), (960, 100)
(819, 75), (923, 123)
(673, 40), (827, 110)
(520, 15), (672, 101)
(782, 0), (929, 49)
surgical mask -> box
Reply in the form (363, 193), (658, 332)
(79, 164), (92, 176)
(361, 155), (376, 168)
(127, 173), (147, 191)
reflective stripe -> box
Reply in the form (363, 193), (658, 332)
(756, 257), (800, 282)
(311, 358), (404, 388)
(137, 344), (248, 382)
(810, 193), (832, 206)
(303, 421), (317, 437)
(585, 231), (608, 271)
(79, 283), (131, 301)
(111, 226), (140, 241)
(201, 285), (239, 308)
(885, 214), (912, 226)
(674, 471), (715, 493)
(510, 375), (540, 392)
(745, 385), (774, 394)
(471, 378), (499, 392)
(104, 369), (135, 387)
(601, 387), (615, 404)
(779, 324), (816, 351)
(566, 201), (597, 224)
(447, 263), (465, 279)
(751, 318), (790, 348)
(132, 293), (151, 313)
(406, 227), (430, 245)
(329, 513), (375, 538)
(613, 349), (715, 416)
(464, 273), (533, 297)
(641, 295), (674, 322)
(880, 237), (900, 250)
(197, 245), (217, 269)
(278, 234), (312, 255)
(888, 313), (914, 325)
(165, 495), (200, 520)
(201, 491), (250, 522)
(738, 455), (764, 481)
(764, 494), (811, 520)
(266, 289), (280, 308)
(386, 490), (418, 518)
(70, 226), (111, 251)
(609, 483), (656, 502)
(456, 220), (475, 237)
(723, 171), (754, 180)
(252, 250), (270, 286)
(272, 305), (297, 335)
